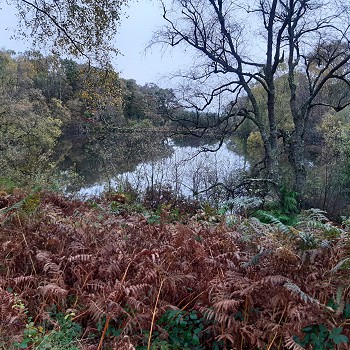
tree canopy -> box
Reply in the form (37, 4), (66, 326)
(8, 0), (129, 63)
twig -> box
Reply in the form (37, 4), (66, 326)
(147, 278), (165, 350)
(180, 290), (207, 311)
(17, 213), (37, 275)
(266, 306), (287, 350)
(97, 315), (111, 350)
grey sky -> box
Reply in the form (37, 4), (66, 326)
(0, 0), (191, 86)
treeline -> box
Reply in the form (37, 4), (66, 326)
(0, 49), (178, 130)
(235, 71), (350, 217)
(1, 49), (350, 217)
(0, 49), (177, 186)
(170, 69), (350, 217)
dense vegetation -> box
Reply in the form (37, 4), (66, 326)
(4, 0), (128, 64)
(0, 49), (178, 188)
(1, 48), (350, 217)
(1, 189), (350, 349)
(156, 0), (350, 217)
(2, 2), (350, 348)
(0, 0), (350, 350)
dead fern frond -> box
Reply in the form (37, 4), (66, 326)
(68, 254), (93, 263)
(241, 248), (273, 268)
(200, 305), (236, 327)
(329, 257), (350, 273)
(125, 284), (152, 298)
(67, 241), (86, 252)
(275, 246), (300, 263)
(115, 336), (136, 350)
(284, 333), (306, 350)
(88, 300), (108, 322)
(260, 275), (291, 286)
(1, 191), (349, 349)
(216, 332), (237, 345)
(13, 275), (36, 286)
(84, 281), (107, 292)
(36, 250), (52, 263)
(39, 283), (68, 298)
(212, 298), (241, 313)
(43, 262), (61, 276)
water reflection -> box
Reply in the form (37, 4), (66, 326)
(68, 133), (248, 200)
(60, 131), (172, 191)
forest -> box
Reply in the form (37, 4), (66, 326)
(0, 49), (178, 185)
(1, 49), (350, 217)
(1, 0), (350, 349)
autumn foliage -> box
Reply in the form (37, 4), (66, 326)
(0, 190), (349, 349)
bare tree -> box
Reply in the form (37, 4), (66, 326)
(155, 0), (350, 202)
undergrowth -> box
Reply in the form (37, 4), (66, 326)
(11, 310), (82, 350)
(0, 190), (349, 349)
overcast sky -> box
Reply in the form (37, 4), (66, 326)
(0, 0), (191, 86)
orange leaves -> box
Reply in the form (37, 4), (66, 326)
(0, 191), (350, 348)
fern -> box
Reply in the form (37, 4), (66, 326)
(224, 196), (263, 215)
(39, 283), (68, 298)
(296, 209), (344, 242)
(1, 190), (350, 349)
(284, 333), (307, 350)
(302, 208), (328, 222)
(297, 231), (318, 250)
(255, 210), (292, 235)
(283, 282), (321, 305)
(329, 257), (350, 273)
(241, 249), (273, 268)
(280, 185), (299, 215)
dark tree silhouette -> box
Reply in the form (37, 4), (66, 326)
(155, 0), (350, 201)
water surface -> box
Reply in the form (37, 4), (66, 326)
(73, 135), (248, 200)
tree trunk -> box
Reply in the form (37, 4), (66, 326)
(288, 126), (307, 204)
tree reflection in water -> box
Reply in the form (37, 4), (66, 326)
(65, 132), (248, 203)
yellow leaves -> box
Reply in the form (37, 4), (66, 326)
(249, 73), (294, 130)
(22, 192), (42, 214)
(40, 116), (62, 142)
(14, 0), (127, 62)
(79, 67), (123, 110)
(0, 51), (18, 92)
(247, 131), (263, 149)
(80, 90), (93, 101)
(320, 114), (343, 135)
(319, 113), (350, 159)
(1, 91), (63, 183)
(247, 131), (264, 158)
(50, 98), (71, 123)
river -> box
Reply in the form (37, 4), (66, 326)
(64, 134), (248, 201)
